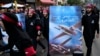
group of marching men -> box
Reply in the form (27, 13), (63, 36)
(0, 6), (49, 56)
(0, 3), (99, 56)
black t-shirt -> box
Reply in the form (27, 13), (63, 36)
(82, 13), (99, 35)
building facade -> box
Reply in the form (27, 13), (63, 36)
(35, 0), (55, 7)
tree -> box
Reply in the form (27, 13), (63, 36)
(67, 0), (83, 5)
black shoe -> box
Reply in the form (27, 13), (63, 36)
(73, 53), (84, 56)
(47, 54), (51, 56)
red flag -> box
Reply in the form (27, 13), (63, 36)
(25, 46), (36, 56)
(36, 25), (41, 30)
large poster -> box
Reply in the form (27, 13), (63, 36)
(49, 6), (82, 55)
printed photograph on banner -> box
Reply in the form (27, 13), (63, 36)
(49, 6), (82, 55)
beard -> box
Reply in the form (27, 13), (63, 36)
(86, 10), (92, 14)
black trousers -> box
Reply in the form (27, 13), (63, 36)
(37, 40), (45, 49)
(73, 53), (84, 56)
(43, 31), (49, 41)
(43, 31), (50, 56)
(83, 33), (95, 56)
(32, 37), (45, 50)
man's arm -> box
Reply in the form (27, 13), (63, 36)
(95, 14), (99, 38)
(81, 15), (85, 26)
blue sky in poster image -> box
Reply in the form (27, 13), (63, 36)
(49, 6), (82, 27)
(49, 6), (82, 47)
(50, 6), (82, 16)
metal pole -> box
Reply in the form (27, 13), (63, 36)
(14, 0), (17, 13)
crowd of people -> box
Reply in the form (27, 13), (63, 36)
(0, 6), (49, 56)
(0, 3), (99, 56)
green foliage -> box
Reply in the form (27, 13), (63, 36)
(67, 0), (83, 5)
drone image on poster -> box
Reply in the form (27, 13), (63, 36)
(49, 21), (82, 54)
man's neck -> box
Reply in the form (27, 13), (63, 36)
(87, 12), (92, 16)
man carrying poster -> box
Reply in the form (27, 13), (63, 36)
(82, 4), (99, 56)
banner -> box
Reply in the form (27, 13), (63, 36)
(16, 13), (26, 30)
(49, 6), (82, 55)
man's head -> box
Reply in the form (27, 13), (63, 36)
(9, 9), (15, 13)
(85, 4), (94, 13)
(43, 9), (48, 17)
(28, 8), (35, 18)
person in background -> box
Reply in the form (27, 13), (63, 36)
(36, 6), (44, 19)
(0, 8), (4, 47)
(20, 8), (24, 13)
(9, 9), (15, 13)
(25, 8), (46, 52)
(42, 8), (50, 56)
(93, 4), (99, 16)
(35, 14), (46, 53)
(24, 8), (28, 16)
(0, 12), (36, 56)
(0, 12), (4, 40)
(82, 4), (99, 56)
(0, 8), (5, 55)
(25, 8), (37, 50)
(43, 9), (49, 41)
